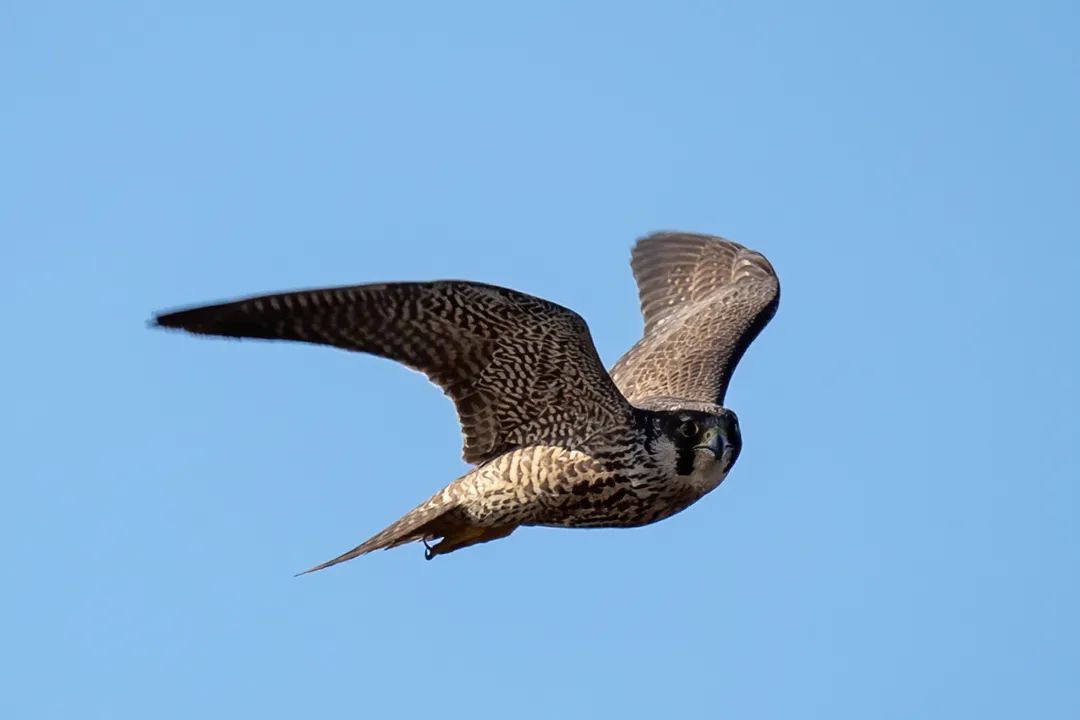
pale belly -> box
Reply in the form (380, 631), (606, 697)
(455, 444), (724, 529)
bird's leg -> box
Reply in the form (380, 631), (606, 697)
(423, 524), (517, 559)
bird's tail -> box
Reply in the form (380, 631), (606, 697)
(296, 491), (461, 575)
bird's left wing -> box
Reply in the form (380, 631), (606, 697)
(609, 233), (780, 407)
(154, 281), (631, 465)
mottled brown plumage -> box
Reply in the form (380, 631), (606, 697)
(153, 232), (779, 572)
(610, 232), (780, 406)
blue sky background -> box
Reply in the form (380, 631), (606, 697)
(4, 2), (1078, 718)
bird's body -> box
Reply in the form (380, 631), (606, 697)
(154, 232), (779, 571)
(361, 405), (735, 562)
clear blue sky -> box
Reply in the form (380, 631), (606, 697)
(4, 2), (1078, 718)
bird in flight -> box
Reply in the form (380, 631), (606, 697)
(154, 232), (779, 572)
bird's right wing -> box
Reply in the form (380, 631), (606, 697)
(609, 233), (780, 407)
(154, 281), (631, 465)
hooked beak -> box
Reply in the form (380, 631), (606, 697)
(693, 426), (723, 457)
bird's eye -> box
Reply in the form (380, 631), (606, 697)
(677, 420), (699, 439)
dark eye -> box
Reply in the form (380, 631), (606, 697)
(677, 420), (699, 439)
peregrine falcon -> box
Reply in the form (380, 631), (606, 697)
(153, 232), (779, 571)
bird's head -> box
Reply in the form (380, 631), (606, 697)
(646, 407), (742, 491)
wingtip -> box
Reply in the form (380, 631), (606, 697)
(293, 555), (357, 577)
(293, 550), (364, 577)
(149, 308), (188, 331)
(148, 305), (249, 338)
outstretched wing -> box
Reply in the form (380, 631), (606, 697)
(609, 232), (780, 406)
(155, 281), (631, 464)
